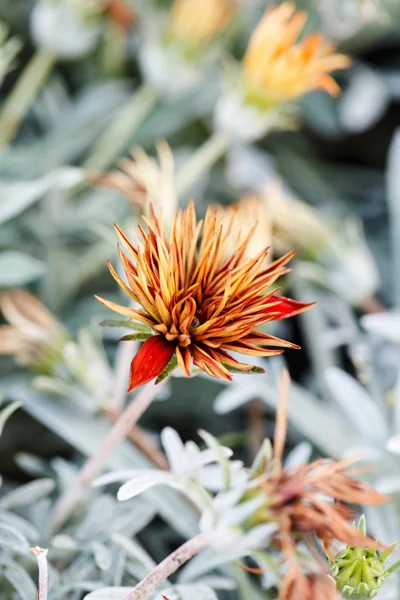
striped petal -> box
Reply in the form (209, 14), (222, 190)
(128, 335), (176, 391)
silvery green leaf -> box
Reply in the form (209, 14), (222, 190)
(192, 576), (236, 591)
(339, 65), (389, 133)
(387, 128), (400, 309)
(0, 479), (55, 510)
(150, 584), (218, 600)
(0, 252), (46, 287)
(90, 541), (113, 571)
(0, 512), (39, 542)
(0, 557), (37, 600)
(84, 588), (135, 600)
(284, 442), (312, 469)
(325, 367), (389, 446)
(51, 534), (79, 551)
(214, 383), (262, 414)
(117, 472), (176, 501)
(14, 387), (198, 537)
(0, 522), (30, 553)
(0, 400), (21, 437)
(0, 168), (84, 225)
(111, 533), (156, 571)
(361, 312), (400, 346)
(15, 453), (50, 478)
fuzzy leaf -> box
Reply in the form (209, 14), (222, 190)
(0, 252), (46, 287)
(0, 558), (37, 600)
(0, 522), (30, 553)
(0, 400), (21, 437)
(0, 479), (55, 510)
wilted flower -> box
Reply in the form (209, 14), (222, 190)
(217, 194), (272, 261)
(93, 141), (177, 226)
(280, 570), (340, 600)
(0, 289), (69, 373)
(169, 0), (237, 49)
(215, 1), (351, 141)
(96, 201), (312, 390)
(328, 516), (400, 598)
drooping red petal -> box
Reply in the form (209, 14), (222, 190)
(128, 336), (175, 391)
(268, 295), (315, 320)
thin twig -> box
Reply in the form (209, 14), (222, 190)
(105, 408), (169, 470)
(30, 547), (49, 600)
(123, 533), (207, 600)
(51, 381), (163, 532)
(273, 368), (291, 465)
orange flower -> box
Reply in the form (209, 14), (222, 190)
(96, 202), (312, 390)
(243, 1), (351, 106)
(169, 0), (237, 47)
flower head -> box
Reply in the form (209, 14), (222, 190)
(0, 289), (69, 373)
(93, 142), (177, 227)
(169, 0), (237, 49)
(242, 1), (351, 107)
(217, 193), (272, 261)
(328, 516), (400, 599)
(96, 202), (312, 390)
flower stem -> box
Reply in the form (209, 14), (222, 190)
(83, 83), (158, 171)
(123, 533), (207, 600)
(51, 381), (161, 532)
(0, 49), (55, 148)
(30, 547), (49, 600)
(175, 130), (231, 198)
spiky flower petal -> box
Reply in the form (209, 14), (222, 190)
(243, 1), (351, 107)
(97, 202), (312, 389)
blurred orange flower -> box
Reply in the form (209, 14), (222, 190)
(96, 202), (312, 390)
(243, 1), (351, 106)
(170, 0), (237, 46)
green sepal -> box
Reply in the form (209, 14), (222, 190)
(99, 319), (152, 333)
(118, 333), (153, 342)
(155, 355), (178, 384)
(223, 364), (265, 375)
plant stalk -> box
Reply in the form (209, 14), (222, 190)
(0, 49), (55, 148)
(83, 83), (158, 171)
(30, 547), (49, 600)
(175, 129), (231, 197)
(123, 533), (207, 600)
(51, 380), (162, 531)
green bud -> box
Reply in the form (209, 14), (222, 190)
(329, 516), (400, 599)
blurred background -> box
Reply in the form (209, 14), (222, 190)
(1, 1), (400, 599)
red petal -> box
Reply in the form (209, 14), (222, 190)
(269, 295), (315, 320)
(128, 336), (175, 391)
